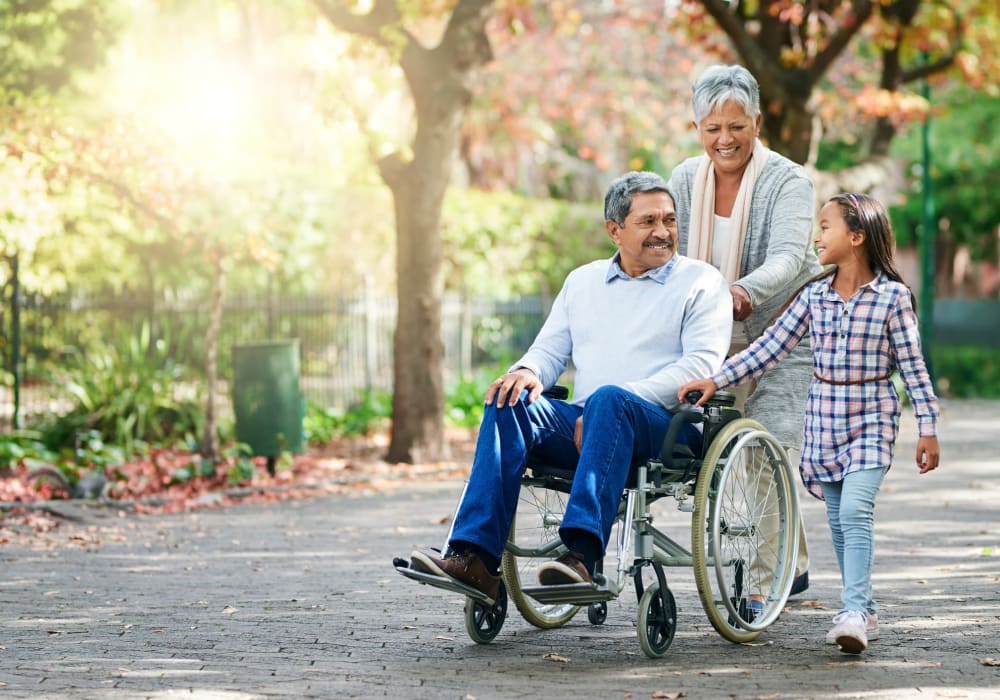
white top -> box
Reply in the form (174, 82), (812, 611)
(511, 254), (732, 410)
(711, 214), (747, 344)
(712, 213), (732, 269)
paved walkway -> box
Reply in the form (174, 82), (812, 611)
(2, 400), (999, 699)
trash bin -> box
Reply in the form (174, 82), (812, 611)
(232, 340), (305, 469)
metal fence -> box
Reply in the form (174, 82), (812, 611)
(1, 286), (549, 431)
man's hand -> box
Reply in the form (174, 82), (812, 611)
(574, 416), (583, 453)
(484, 368), (543, 408)
(916, 436), (940, 474)
(731, 284), (753, 321)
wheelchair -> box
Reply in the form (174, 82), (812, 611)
(394, 389), (800, 658)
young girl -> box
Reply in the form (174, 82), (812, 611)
(678, 193), (940, 654)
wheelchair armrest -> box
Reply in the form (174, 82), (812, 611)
(660, 401), (704, 470)
(543, 385), (569, 401)
(706, 390), (736, 408)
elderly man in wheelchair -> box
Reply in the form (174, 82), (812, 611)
(395, 171), (800, 657)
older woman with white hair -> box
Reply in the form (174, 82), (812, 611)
(668, 64), (821, 615)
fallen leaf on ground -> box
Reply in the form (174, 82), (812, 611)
(222, 605), (238, 614)
(651, 692), (684, 699)
(543, 652), (571, 663)
(979, 658), (1000, 666)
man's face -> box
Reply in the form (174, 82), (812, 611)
(606, 191), (677, 277)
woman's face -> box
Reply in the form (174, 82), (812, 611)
(697, 100), (761, 177)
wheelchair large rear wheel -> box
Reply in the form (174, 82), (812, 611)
(501, 482), (580, 629)
(691, 418), (798, 643)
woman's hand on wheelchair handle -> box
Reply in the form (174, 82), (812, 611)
(677, 378), (718, 407)
(485, 367), (543, 408)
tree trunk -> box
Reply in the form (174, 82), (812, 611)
(383, 81), (468, 464)
(312, 0), (493, 463)
(760, 92), (814, 165)
(385, 174), (449, 463)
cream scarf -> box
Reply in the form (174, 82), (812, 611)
(687, 139), (771, 282)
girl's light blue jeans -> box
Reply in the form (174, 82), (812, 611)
(820, 467), (887, 615)
(446, 385), (700, 563)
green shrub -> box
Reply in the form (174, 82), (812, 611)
(931, 345), (1000, 399)
(38, 324), (204, 456)
(446, 373), (489, 429)
(0, 430), (57, 470)
(304, 390), (393, 445)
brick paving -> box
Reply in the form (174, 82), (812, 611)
(1, 400), (999, 699)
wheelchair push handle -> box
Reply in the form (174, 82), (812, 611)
(684, 390), (704, 405)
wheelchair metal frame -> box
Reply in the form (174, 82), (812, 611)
(396, 392), (800, 658)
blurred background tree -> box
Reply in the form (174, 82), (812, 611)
(2, 0), (997, 464)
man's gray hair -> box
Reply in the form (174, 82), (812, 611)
(690, 64), (760, 125)
(604, 171), (672, 225)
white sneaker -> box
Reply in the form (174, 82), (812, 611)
(825, 611), (879, 644)
(828, 610), (868, 653)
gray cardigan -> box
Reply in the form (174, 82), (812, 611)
(667, 151), (822, 449)
(668, 151), (822, 341)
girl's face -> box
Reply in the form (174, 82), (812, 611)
(815, 201), (862, 266)
(697, 100), (761, 178)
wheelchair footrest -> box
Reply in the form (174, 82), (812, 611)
(520, 582), (617, 605)
(394, 562), (492, 603)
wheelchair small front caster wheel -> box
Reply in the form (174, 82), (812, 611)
(637, 581), (676, 658)
(464, 581), (508, 644)
(587, 602), (607, 625)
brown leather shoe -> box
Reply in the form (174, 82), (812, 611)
(410, 549), (500, 602)
(537, 551), (593, 585)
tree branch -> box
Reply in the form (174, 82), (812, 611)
(6, 138), (185, 236)
(699, 0), (791, 102)
(439, 0), (493, 70)
(807, 0), (874, 82)
(312, 0), (408, 47)
(900, 6), (964, 84)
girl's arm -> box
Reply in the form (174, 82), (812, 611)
(887, 289), (939, 440)
(887, 289), (941, 471)
(714, 287), (811, 387)
(677, 287), (811, 406)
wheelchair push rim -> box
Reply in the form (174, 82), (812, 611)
(691, 418), (799, 642)
(501, 482), (580, 629)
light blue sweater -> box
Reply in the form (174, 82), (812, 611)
(512, 254), (732, 410)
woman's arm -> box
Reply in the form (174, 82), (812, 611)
(737, 173), (815, 308)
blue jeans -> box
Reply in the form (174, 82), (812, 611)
(447, 385), (701, 563)
(820, 467), (887, 615)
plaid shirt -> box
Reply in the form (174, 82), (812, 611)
(713, 272), (939, 499)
